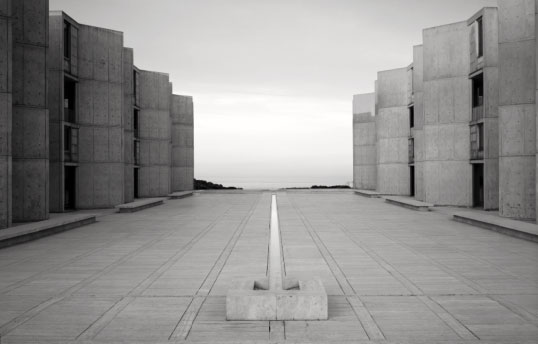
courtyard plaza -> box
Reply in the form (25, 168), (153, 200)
(0, 191), (537, 343)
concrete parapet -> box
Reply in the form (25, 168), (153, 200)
(353, 93), (376, 190)
(171, 94), (194, 191)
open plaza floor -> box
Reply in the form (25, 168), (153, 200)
(0, 191), (537, 343)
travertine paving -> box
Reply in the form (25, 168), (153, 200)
(0, 191), (537, 343)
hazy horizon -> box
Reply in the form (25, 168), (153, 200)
(50, 0), (497, 189)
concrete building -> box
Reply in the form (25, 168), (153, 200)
(171, 95), (194, 192)
(498, 0), (536, 220)
(376, 68), (410, 195)
(0, 0), (49, 229)
(352, 93), (376, 190)
(353, 4), (536, 221)
(49, 12), (126, 211)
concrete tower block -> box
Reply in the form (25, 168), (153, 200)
(376, 68), (410, 195)
(423, 21), (472, 206)
(0, 0), (11, 229)
(171, 94), (194, 191)
(123, 48), (134, 203)
(499, 0), (536, 220)
(11, 0), (49, 222)
(139, 70), (171, 197)
(352, 93), (376, 190)
(76, 24), (125, 209)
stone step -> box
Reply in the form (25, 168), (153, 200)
(168, 191), (194, 199)
(354, 189), (383, 198)
(0, 214), (97, 249)
(454, 212), (538, 243)
(384, 196), (433, 211)
(115, 198), (166, 213)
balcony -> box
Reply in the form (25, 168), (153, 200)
(472, 105), (484, 122)
(470, 124), (484, 161)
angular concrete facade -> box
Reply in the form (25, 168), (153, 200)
(11, 0), (49, 222)
(76, 25), (125, 209)
(469, 8), (500, 210)
(498, 0), (536, 220)
(122, 48), (135, 204)
(410, 45), (425, 201)
(376, 68), (410, 195)
(423, 22), (472, 206)
(171, 95), (194, 192)
(352, 93), (376, 190)
(0, 0), (12, 228)
(138, 71), (172, 197)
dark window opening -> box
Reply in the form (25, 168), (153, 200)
(63, 21), (71, 60)
(470, 124), (484, 160)
(408, 138), (415, 164)
(64, 78), (76, 123)
(133, 109), (140, 138)
(133, 70), (140, 106)
(410, 166), (415, 197)
(409, 106), (415, 129)
(478, 123), (484, 152)
(64, 166), (76, 210)
(134, 140), (140, 166)
(472, 74), (484, 108)
(477, 17), (484, 58)
(472, 163), (484, 208)
(134, 168), (139, 199)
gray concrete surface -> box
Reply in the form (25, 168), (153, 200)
(498, 0), (536, 221)
(123, 47), (135, 204)
(352, 93), (376, 191)
(412, 45), (425, 202)
(0, 0), (12, 229)
(423, 21), (472, 207)
(376, 68), (410, 196)
(138, 70), (172, 197)
(171, 95), (194, 192)
(0, 191), (537, 343)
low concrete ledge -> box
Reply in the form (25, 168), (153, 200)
(168, 191), (194, 199)
(0, 214), (97, 249)
(454, 212), (538, 243)
(115, 198), (166, 213)
(354, 189), (383, 198)
(384, 196), (433, 211)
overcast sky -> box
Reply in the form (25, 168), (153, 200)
(50, 0), (497, 188)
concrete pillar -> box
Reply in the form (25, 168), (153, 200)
(412, 45), (425, 201)
(376, 68), (410, 195)
(352, 93), (376, 190)
(498, 0), (536, 220)
(0, 0), (12, 229)
(11, 0), (49, 222)
(171, 94), (194, 191)
(138, 70), (171, 197)
(423, 22), (472, 206)
(76, 25), (125, 208)
(123, 48), (134, 203)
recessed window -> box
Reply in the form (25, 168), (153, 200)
(477, 17), (484, 58)
(64, 78), (77, 123)
(409, 106), (415, 129)
(133, 109), (140, 138)
(63, 21), (71, 59)
(472, 74), (484, 108)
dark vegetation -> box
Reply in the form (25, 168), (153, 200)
(287, 185), (351, 190)
(194, 179), (243, 190)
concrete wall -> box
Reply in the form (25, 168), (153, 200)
(123, 48), (134, 203)
(498, 0), (536, 220)
(171, 94), (194, 191)
(469, 8), (500, 210)
(423, 22), (472, 206)
(352, 93), (376, 190)
(11, 0), (49, 222)
(138, 70), (171, 197)
(76, 25), (124, 208)
(0, 0), (11, 228)
(412, 45), (426, 201)
(376, 68), (410, 195)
